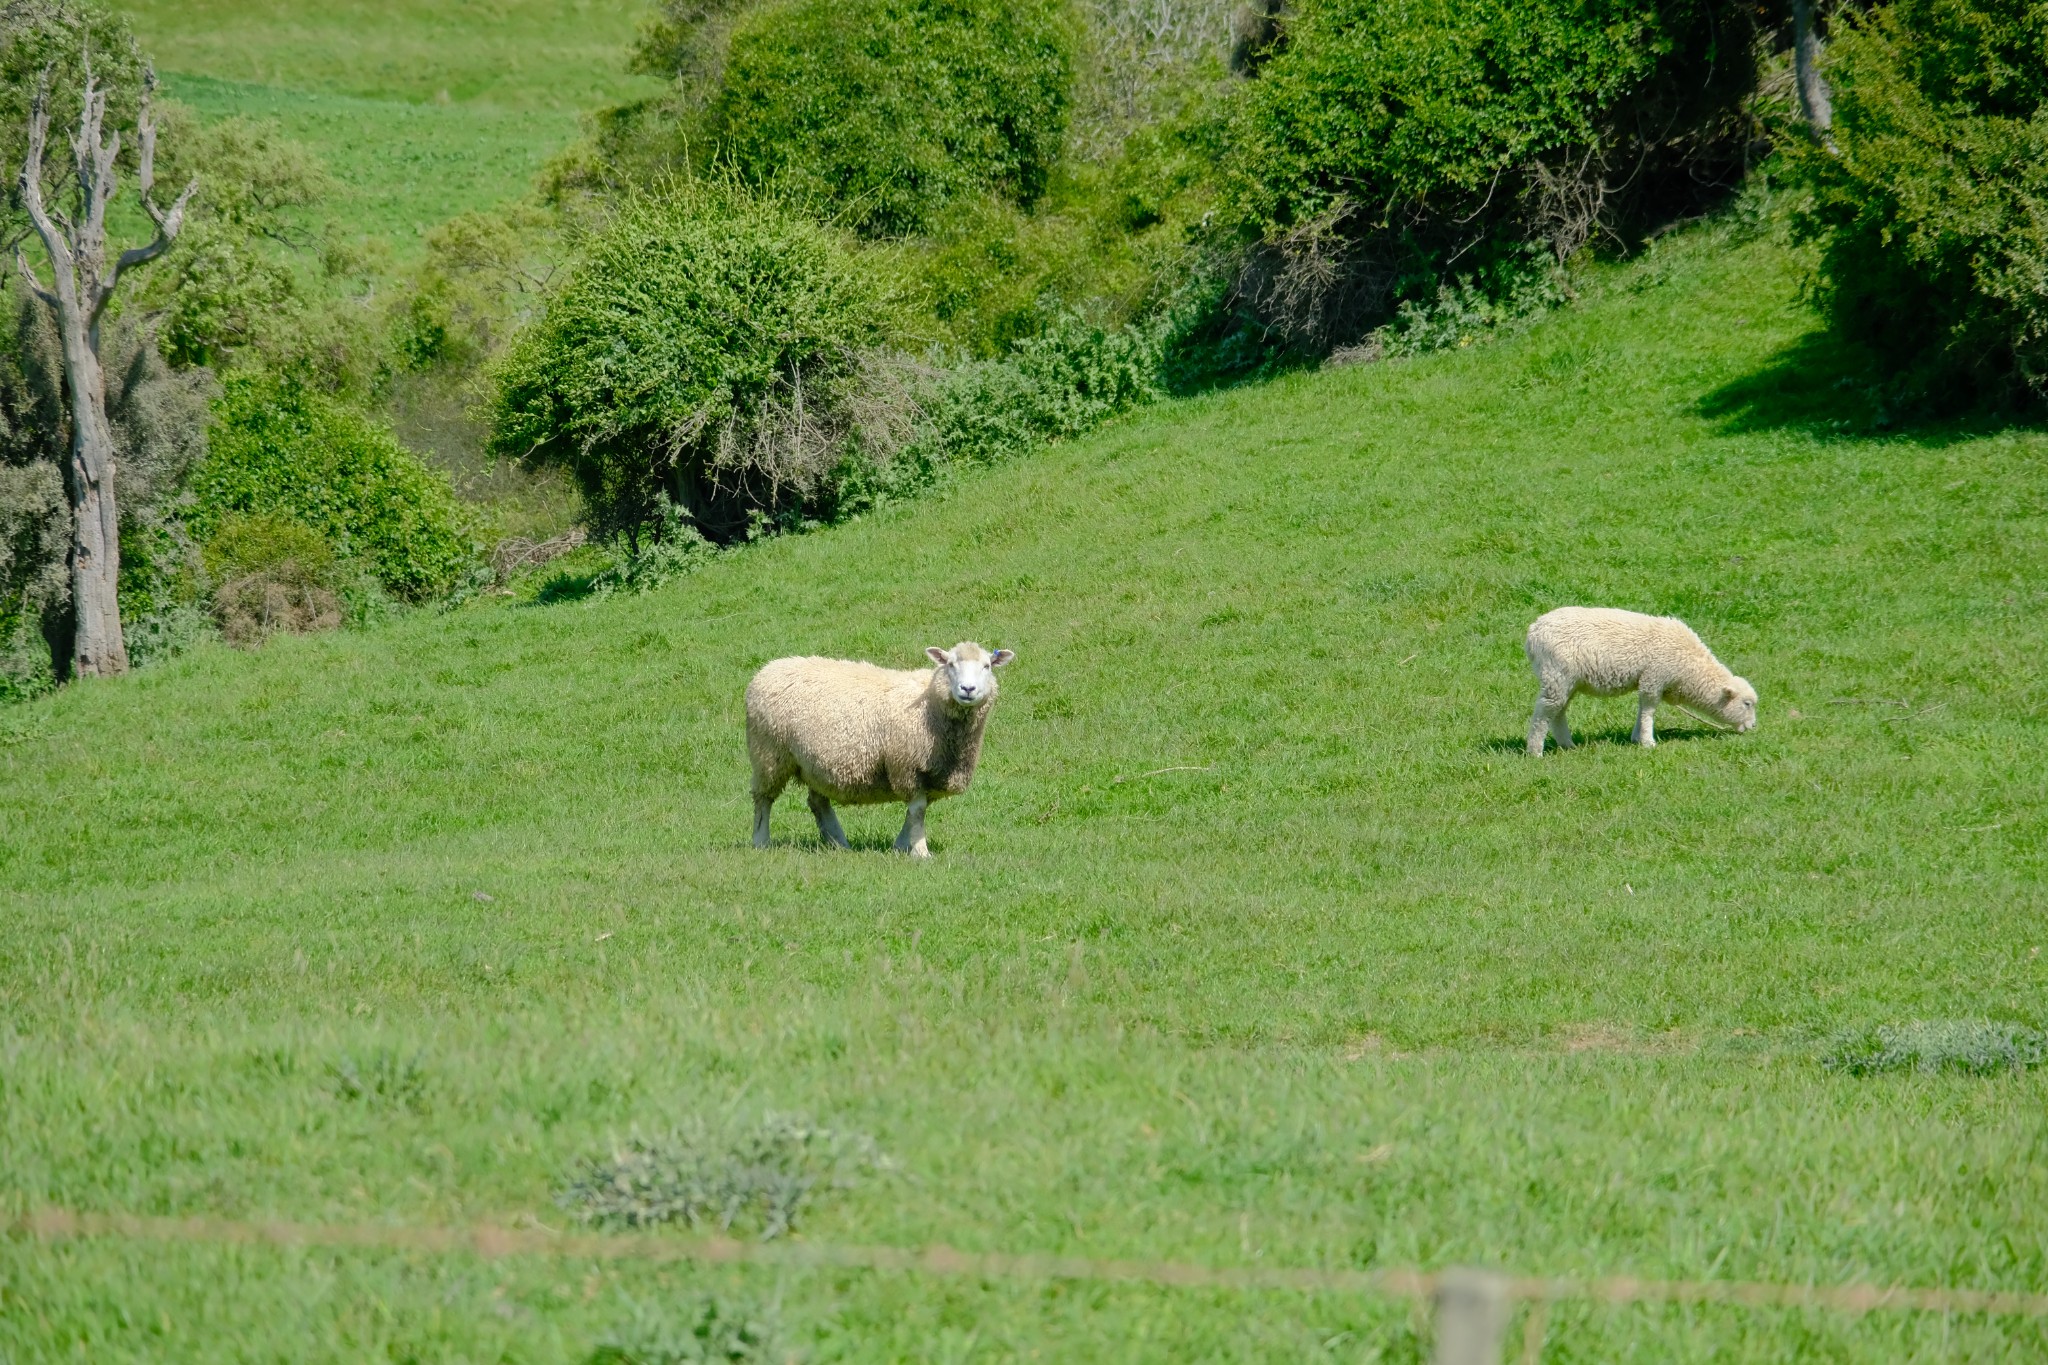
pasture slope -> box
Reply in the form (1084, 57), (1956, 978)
(3, 226), (2047, 1362)
(121, 0), (660, 250)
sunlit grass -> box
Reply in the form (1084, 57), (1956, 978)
(3, 228), (2045, 1361)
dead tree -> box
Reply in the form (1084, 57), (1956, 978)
(13, 59), (193, 678)
(1791, 0), (1833, 133)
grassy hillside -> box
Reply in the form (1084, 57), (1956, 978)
(122, 0), (661, 250)
(4, 226), (2046, 1362)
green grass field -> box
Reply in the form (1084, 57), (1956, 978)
(122, 1), (661, 251)
(4, 226), (2047, 1361)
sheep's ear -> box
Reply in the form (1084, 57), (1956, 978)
(990, 648), (1015, 667)
(926, 646), (951, 666)
(1721, 687), (1736, 704)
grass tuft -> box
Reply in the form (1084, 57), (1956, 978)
(326, 1049), (432, 1111)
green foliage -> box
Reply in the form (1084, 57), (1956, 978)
(202, 511), (337, 584)
(486, 186), (886, 544)
(1823, 1020), (2048, 1077)
(587, 495), (717, 595)
(0, 2), (150, 241)
(711, 0), (1076, 236)
(1224, 0), (1758, 348)
(1374, 252), (1573, 360)
(829, 307), (1176, 520)
(196, 373), (477, 601)
(1790, 0), (2048, 408)
(144, 112), (337, 369)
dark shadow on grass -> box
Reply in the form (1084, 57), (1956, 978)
(529, 569), (604, 606)
(728, 831), (912, 855)
(1698, 327), (2043, 442)
(1477, 725), (1729, 755)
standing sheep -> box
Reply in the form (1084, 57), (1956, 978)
(1525, 607), (1756, 755)
(746, 642), (1016, 856)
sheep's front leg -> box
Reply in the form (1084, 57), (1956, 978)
(752, 795), (775, 848)
(807, 789), (851, 849)
(1632, 691), (1658, 748)
(894, 793), (930, 858)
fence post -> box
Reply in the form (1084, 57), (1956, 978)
(1432, 1267), (1512, 1365)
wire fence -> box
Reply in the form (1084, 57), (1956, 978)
(13, 1205), (2048, 1362)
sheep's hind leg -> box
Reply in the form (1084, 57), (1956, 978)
(1529, 686), (1572, 755)
(807, 789), (851, 850)
(894, 794), (930, 859)
(750, 763), (792, 848)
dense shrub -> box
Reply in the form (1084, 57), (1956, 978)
(1225, 0), (1760, 350)
(487, 187), (888, 545)
(195, 373), (477, 601)
(1792, 0), (2048, 407)
(710, 0), (1076, 236)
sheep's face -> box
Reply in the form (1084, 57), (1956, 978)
(1717, 678), (1759, 733)
(927, 642), (1015, 708)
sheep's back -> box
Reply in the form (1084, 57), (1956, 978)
(1527, 607), (1706, 695)
(746, 657), (931, 797)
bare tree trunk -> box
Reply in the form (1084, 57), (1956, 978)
(1792, 0), (1833, 133)
(13, 59), (193, 680)
(62, 333), (124, 675)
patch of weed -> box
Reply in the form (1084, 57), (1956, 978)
(1822, 1021), (2047, 1077)
(587, 1294), (797, 1365)
(561, 1115), (889, 1239)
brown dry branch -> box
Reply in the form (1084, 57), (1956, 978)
(1236, 198), (1398, 353)
(1524, 145), (1613, 264)
(491, 527), (587, 584)
(214, 564), (341, 646)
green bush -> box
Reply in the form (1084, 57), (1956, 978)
(487, 186), (887, 545)
(712, 0), (1076, 236)
(1224, 0), (1758, 349)
(1791, 0), (2048, 408)
(194, 373), (477, 601)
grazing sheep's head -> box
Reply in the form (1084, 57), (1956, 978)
(1717, 678), (1758, 732)
(926, 642), (1014, 708)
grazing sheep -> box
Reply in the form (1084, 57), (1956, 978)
(746, 642), (1016, 856)
(1525, 607), (1756, 755)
